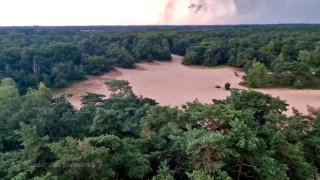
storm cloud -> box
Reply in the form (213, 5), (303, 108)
(163, 0), (320, 24)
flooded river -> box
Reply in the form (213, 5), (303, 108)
(56, 55), (320, 115)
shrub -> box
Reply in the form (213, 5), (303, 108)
(224, 82), (231, 90)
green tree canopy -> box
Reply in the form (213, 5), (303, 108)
(246, 61), (269, 88)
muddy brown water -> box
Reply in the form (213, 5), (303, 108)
(56, 55), (320, 115)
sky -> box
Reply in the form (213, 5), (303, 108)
(0, 0), (319, 26)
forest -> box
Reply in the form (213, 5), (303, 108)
(1, 25), (320, 93)
(0, 25), (319, 179)
(0, 79), (319, 179)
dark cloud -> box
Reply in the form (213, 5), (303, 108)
(163, 0), (320, 24)
(188, 0), (207, 13)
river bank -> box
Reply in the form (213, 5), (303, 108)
(56, 55), (320, 115)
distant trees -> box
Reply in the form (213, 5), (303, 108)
(50, 62), (85, 87)
(298, 45), (320, 68)
(183, 50), (198, 65)
(1, 26), (320, 90)
(84, 55), (113, 75)
(106, 43), (135, 68)
(247, 61), (269, 88)
(173, 26), (320, 88)
(183, 42), (224, 66)
(133, 38), (153, 60)
(0, 30), (174, 92)
(298, 50), (312, 65)
(133, 37), (171, 61)
(271, 61), (317, 88)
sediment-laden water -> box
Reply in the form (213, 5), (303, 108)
(56, 55), (320, 115)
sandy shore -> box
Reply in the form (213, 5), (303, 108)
(56, 55), (320, 115)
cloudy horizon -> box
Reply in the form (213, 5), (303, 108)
(0, 0), (319, 26)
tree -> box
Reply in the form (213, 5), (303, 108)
(80, 92), (106, 106)
(160, 39), (172, 60)
(183, 51), (198, 65)
(133, 38), (153, 60)
(106, 43), (135, 68)
(0, 78), (22, 152)
(152, 161), (174, 180)
(298, 50), (312, 65)
(84, 55), (114, 75)
(0, 123), (55, 179)
(86, 135), (150, 179)
(311, 44), (320, 67)
(105, 80), (132, 96)
(188, 171), (218, 180)
(48, 137), (115, 180)
(246, 61), (269, 88)
(50, 43), (82, 65)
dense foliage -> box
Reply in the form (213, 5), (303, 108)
(180, 26), (320, 88)
(2, 25), (320, 93)
(246, 61), (269, 88)
(0, 29), (171, 93)
(1, 25), (320, 179)
(0, 79), (319, 179)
